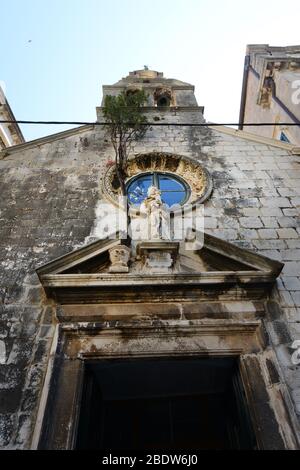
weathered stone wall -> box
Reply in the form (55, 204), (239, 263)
(0, 126), (110, 447)
(0, 107), (299, 448)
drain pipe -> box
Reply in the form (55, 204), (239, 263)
(239, 54), (250, 130)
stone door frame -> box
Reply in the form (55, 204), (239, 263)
(35, 320), (299, 450)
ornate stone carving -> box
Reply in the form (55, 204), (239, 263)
(175, 158), (206, 198)
(274, 61), (282, 71)
(108, 245), (131, 273)
(289, 61), (299, 71)
(154, 87), (174, 106)
(137, 241), (179, 273)
(154, 87), (172, 101)
(125, 85), (143, 95)
(146, 251), (173, 273)
(102, 152), (212, 208)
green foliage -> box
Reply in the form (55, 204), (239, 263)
(103, 90), (148, 138)
(103, 90), (149, 194)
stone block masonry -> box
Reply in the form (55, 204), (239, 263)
(0, 102), (299, 448)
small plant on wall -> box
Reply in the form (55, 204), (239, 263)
(103, 90), (149, 196)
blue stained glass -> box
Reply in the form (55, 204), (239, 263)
(127, 172), (188, 207)
(159, 176), (185, 192)
(127, 175), (152, 205)
(160, 191), (185, 206)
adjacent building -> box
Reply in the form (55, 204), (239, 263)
(0, 69), (300, 450)
(239, 44), (300, 145)
(0, 85), (24, 149)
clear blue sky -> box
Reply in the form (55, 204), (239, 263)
(1, 0), (300, 141)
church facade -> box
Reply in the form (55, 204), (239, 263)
(0, 69), (300, 449)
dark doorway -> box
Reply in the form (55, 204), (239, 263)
(76, 357), (257, 450)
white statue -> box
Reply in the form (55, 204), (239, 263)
(140, 185), (170, 240)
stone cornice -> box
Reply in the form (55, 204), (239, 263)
(103, 84), (195, 90)
(96, 105), (204, 113)
(63, 320), (261, 339)
(40, 270), (278, 287)
(36, 230), (283, 305)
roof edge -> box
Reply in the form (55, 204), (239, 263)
(0, 124), (95, 158)
(0, 86), (25, 144)
(208, 124), (300, 153)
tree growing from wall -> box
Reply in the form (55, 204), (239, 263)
(103, 90), (149, 196)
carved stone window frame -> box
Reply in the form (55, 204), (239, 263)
(102, 152), (213, 209)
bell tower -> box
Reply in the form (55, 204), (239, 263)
(98, 68), (204, 118)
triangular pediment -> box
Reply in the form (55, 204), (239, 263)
(36, 236), (124, 276)
(37, 231), (283, 305)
